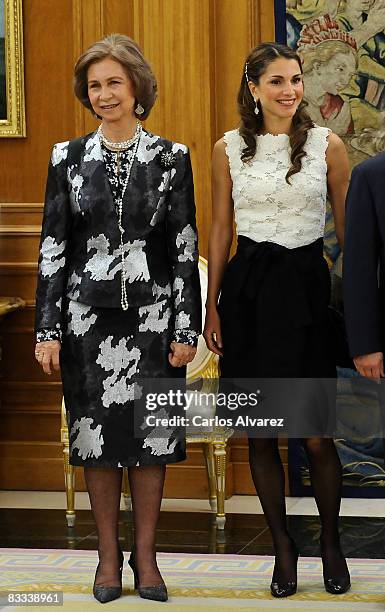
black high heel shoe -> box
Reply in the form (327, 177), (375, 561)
(93, 548), (124, 604)
(270, 539), (299, 598)
(321, 543), (351, 595)
(323, 575), (351, 595)
(128, 552), (168, 602)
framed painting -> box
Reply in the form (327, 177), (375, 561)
(0, 0), (25, 137)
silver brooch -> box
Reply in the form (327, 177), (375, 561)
(159, 150), (177, 169)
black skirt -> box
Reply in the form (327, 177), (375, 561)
(218, 236), (336, 436)
(60, 297), (186, 467)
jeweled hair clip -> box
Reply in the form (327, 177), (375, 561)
(245, 62), (249, 82)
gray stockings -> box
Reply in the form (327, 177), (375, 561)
(85, 465), (166, 588)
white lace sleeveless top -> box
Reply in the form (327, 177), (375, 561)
(223, 126), (330, 249)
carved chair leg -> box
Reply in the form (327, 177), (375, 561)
(213, 442), (227, 530)
(63, 446), (76, 527)
(203, 442), (217, 512)
(122, 467), (132, 511)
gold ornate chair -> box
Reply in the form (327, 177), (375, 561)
(61, 256), (233, 529)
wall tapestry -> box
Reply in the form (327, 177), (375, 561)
(275, 0), (385, 497)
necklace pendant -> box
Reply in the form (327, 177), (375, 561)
(100, 131), (142, 316)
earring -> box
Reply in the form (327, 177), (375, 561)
(135, 103), (144, 115)
(253, 97), (260, 116)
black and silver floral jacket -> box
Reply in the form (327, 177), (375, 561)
(35, 129), (201, 346)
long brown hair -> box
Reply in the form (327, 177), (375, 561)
(237, 42), (314, 184)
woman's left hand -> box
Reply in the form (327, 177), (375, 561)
(168, 342), (197, 367)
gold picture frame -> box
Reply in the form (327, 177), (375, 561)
(0, 0), (25, 137)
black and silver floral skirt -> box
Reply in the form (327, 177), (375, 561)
(60, 297), (186, 467)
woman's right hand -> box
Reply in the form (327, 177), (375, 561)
(203, 305), (223, 356)
(34, 340), (61, 375)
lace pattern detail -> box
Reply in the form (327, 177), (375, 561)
(36, 327), (62, 343)
(101, 144), (136, 208)
(173, 329), (199, 347)
(224, 126), (330, 249)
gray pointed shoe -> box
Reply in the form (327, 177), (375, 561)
(128, 554), (168, 602)
(93, 579), (122, 604)
(93, 550), (124, 603)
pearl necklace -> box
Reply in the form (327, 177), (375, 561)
(98, 123), (142, 175)
(98, 122), (142, 150)
(98, 123), (143, 311)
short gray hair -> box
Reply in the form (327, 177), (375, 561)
(74, 33), (157, 119)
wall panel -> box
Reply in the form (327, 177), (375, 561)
(102, 0), (135, 36)
(129, 0), (215, 258)
(0, 0), (279, 495)
(0, 0), (76, 203)
(0, 266), (38, 305)
(213, 0), (252, 140)
(255, 0), (276, 43)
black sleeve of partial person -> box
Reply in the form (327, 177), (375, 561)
(343, 164), (382, 358)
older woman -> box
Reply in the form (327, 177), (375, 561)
(34, 34), (201, 603)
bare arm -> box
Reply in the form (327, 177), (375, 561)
(203, 138), (234, 355)
(326, 132), (350, 248)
